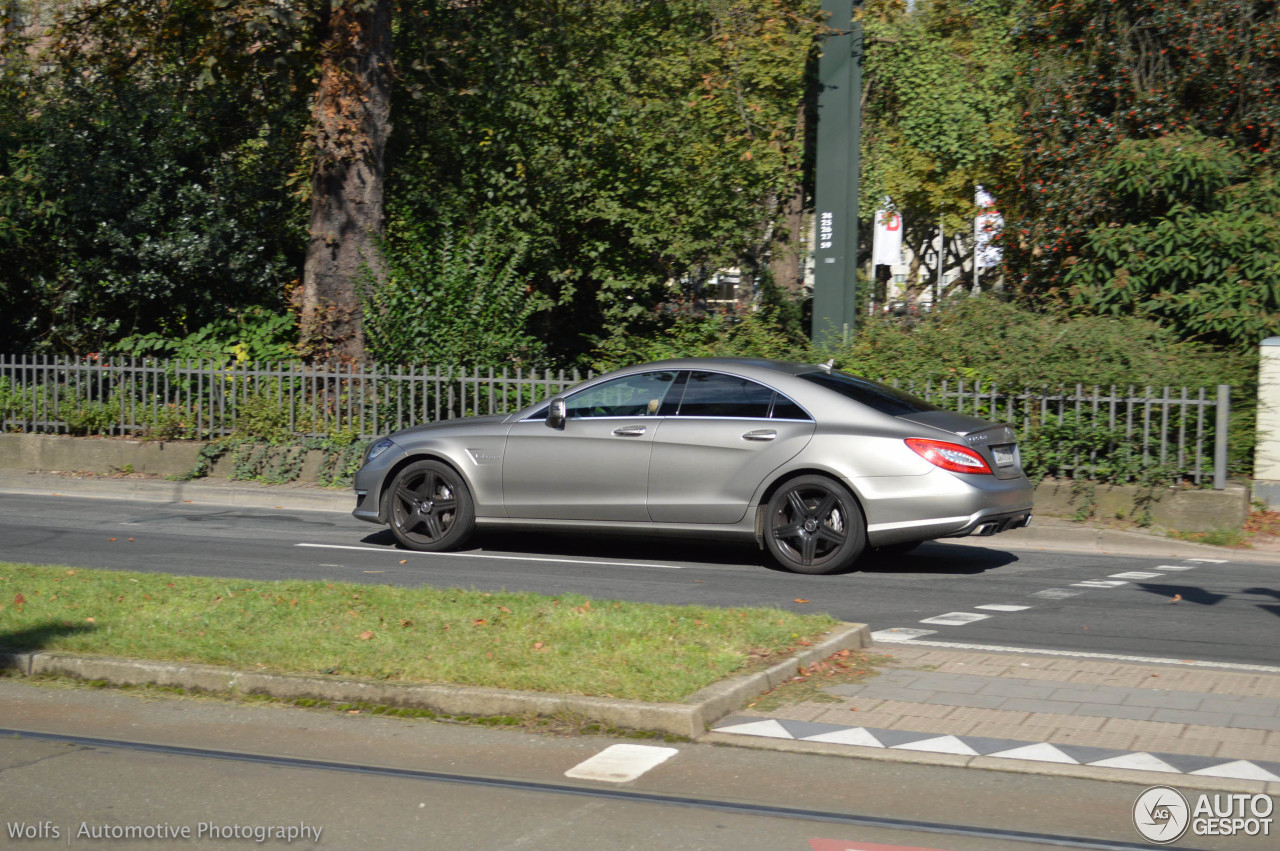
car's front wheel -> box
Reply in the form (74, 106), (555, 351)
(387, 460), (475, 551)
(764, 475), (866, 574)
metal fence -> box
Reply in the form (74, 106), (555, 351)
(0, 355), (592, 442)
(0, 355), (1232, 488)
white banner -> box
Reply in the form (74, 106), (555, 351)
(872, 207), (904, 267)
(974, 187), (1002, 269)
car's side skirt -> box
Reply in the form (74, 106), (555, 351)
(473, 516), (758, 541)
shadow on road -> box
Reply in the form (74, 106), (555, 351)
(857, 542), (1020, 575)
(358, 528), (1018, 576)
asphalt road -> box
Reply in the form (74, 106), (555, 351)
(1, 493), (1276, 668)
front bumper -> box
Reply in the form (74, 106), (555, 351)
(351, 442), (409, 525)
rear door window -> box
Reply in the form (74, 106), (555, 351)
(673, 371), (809, 420)
(798, 371), (940, 416)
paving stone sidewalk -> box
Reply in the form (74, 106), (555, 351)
(711, 643), (1280, 786)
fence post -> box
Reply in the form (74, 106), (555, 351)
(1213, 384), (1229, 491)
(1213, 383), (1233, 491)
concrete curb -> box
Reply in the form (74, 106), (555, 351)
(0, 624), (871, 740)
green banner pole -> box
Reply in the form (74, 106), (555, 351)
(811, 1), (864, 345)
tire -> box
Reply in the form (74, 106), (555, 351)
(764, 475), (866, 575)
(387, 460), (476, 552)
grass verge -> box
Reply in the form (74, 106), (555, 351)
(0, 563), (838, 703)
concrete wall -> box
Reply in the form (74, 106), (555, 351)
(0, 433), (205, 478)
(1033, 478), (1250, 533)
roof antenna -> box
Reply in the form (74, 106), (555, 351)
(822, 358), (835, 372)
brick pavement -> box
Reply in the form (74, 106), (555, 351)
(711, 643), (1280, 787)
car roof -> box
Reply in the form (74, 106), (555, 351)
(633, 357), (823, 378)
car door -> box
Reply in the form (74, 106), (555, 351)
(647, 370), (816, 524)
(501, 370), (680, 521)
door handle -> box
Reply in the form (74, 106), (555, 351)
(612, 425), (647, 437)
(742, 429), (777, 441)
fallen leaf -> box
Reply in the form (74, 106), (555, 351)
(498, 606), (511, 614)
(85, 617), (96, 624)
(399, 560), (408, 564)
(399, 618), (413, 628)
(108, 538), (117, 542)
(1169, 593), (1182, 603)
(14, 593), (26, 607)
(127, 538), (134, 542)
(794, 599), (810, 604)
(358, 631), (375, 640)
(473, 618), (487, 626)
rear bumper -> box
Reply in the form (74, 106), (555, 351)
(947, 510), (1033, 538)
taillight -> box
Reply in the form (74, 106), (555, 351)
(906, 438), (993, 475)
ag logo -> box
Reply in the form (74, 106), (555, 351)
(1134, 786), (1190, 844)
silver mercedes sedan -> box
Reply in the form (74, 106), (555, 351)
(352, 358), (1033, 574)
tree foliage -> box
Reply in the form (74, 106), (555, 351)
(859, 0), (1020, 295)
(389, 0), (825, 356)
(0, 0), (311, 352)
(1063, 133), (1280, 349)
(1005, 0), (1280, 335)
(361, 219), (550, 367)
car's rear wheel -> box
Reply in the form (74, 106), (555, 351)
(764, 475), (866, 574)
(388, 460), (475, 551)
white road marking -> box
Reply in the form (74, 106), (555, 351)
(564, 744), (679, 783)
(1185, 558), (1227, 563)
(802, 727), (886, 747)
(713, 720), (793, 739)
(1190, 760), (1280, 782)
(1153, 564), (1196, 571)
(870, 628), (937, 642)
(1088, 753), (1179, 773)
(893, 735), (978, 756)
(919, 612), (991, 626)
(1108, 571), (1164, 580)
(974, 604), (1031, 612)
(1031, 588), (1084, 599)
(988, 743), (1078, 764)
(1071, 580), (1129, 588)
(296, 542), (686, 569)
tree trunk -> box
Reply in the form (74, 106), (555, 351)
(300, 0), (392, 364)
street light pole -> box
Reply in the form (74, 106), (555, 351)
(811, 1), (864, 345)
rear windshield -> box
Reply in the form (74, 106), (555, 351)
(798, 371), (941, 417)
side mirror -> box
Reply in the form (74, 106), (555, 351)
(546, 398), (567, 429)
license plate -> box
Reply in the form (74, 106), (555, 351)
(992, 445), (1016, 467)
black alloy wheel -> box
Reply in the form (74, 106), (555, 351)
(388, 460), (475, 551)
(765, 475), (866, 574)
